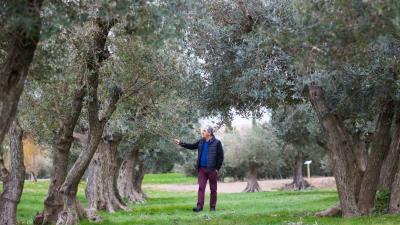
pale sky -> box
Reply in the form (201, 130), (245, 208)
(199, 112), (271, 134)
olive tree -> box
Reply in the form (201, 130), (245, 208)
(222, 122), (282, 192)
(271, 103), (326, 190)
(184, 0), (400, 217)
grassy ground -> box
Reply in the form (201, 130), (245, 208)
(7, 173), (400, 225)
(143, 173), (197, 184)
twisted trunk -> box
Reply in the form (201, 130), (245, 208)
(243, 164), (261, 192)
(357, 100), (394, 214)
(0, 0), (43, 145)
(118, 149), (146, 203)
(85, 134), (127, 212)
(309, 85), (397, 217)
(308, 85), (360, 217)
(0, 120), (25, 225)
(56, 128), (105, 225)
(35, 85), (86, 225)
(56, 18), (119, 225)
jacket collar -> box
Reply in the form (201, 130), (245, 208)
(202, 136), (215, 144)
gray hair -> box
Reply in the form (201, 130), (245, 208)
(206, 126), (214, 136)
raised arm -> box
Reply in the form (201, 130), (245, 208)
(175, 139), (200, 150)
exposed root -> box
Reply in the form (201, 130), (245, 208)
(125, 190), (147, 203)
(56, 196), (101, 225)
(243, 179), (262, 192)
(316, 203), (342, 217)
(281, 180), (312, 190)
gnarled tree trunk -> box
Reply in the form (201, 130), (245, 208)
(56, 18), (119, 225)
(85, 134), (127, 212)
(0, 120), (25, 225)
(118, 148), (147, 203)
(35, 84), (86, 225)
(308, 85), (361, 217)
(0, 0), (43, 145)
(284, 154), (310, 190)
(357, 100), (394, 214)
(56, 130), (105, 225)
(308, 85), (397, 217)
(243, 164), (261, 192)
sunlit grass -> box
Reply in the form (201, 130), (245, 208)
(3, 173), (400, 224)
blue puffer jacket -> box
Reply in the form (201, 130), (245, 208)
(180, 137), (224, 170)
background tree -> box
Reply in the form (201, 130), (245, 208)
(115, 86), (199, 203)
(221, 121), (282, 192)
(271, 103), (326, 190)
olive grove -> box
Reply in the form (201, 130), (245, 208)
(1, 0), (400, 224)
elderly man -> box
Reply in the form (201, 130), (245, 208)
(174, 126), (224, 212)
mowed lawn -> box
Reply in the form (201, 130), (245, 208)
(7, 173), (400, 225)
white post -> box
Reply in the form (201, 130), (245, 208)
(304, 160), (312, 180)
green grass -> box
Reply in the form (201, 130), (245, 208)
(5, 173), (400, 224)
(143, 172), (197, 184)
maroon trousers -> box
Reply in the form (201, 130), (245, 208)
(197, 168), (218, 209)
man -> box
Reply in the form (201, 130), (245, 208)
(174, 126), (224, 212)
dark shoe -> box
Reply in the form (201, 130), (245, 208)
(193, 207), (203, 212)
(210, 207), (216, 211)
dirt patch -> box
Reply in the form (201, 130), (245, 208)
(144, 177), (336, 193)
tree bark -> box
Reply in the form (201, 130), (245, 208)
(243, 164), (261, 192)
(352, 133), (368, 174)
(0, 0), (43, 145)
(308, 85), (360, 217)
(0, 120), (25, 225)
(388, 110), (400, 213)
(118, 149), (147, 203)
(85, 134), (127, 212)
(379, 108), (400, 190)
(36, 84), (86, 225)
(57, 87), (120, 225)
(56, 18), (120, 225)
(357, 100), (394, 215)
(389, 160), (400, 213)
(284, 154), (310, 190)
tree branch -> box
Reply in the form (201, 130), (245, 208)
(122, 80), (155, 101)
(85, 17), (118, 128)
(57, 80), (86, 146)
(235, 0), (253, 22)
(235, 0), (254, 34)
(100, 87), (122, 123)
